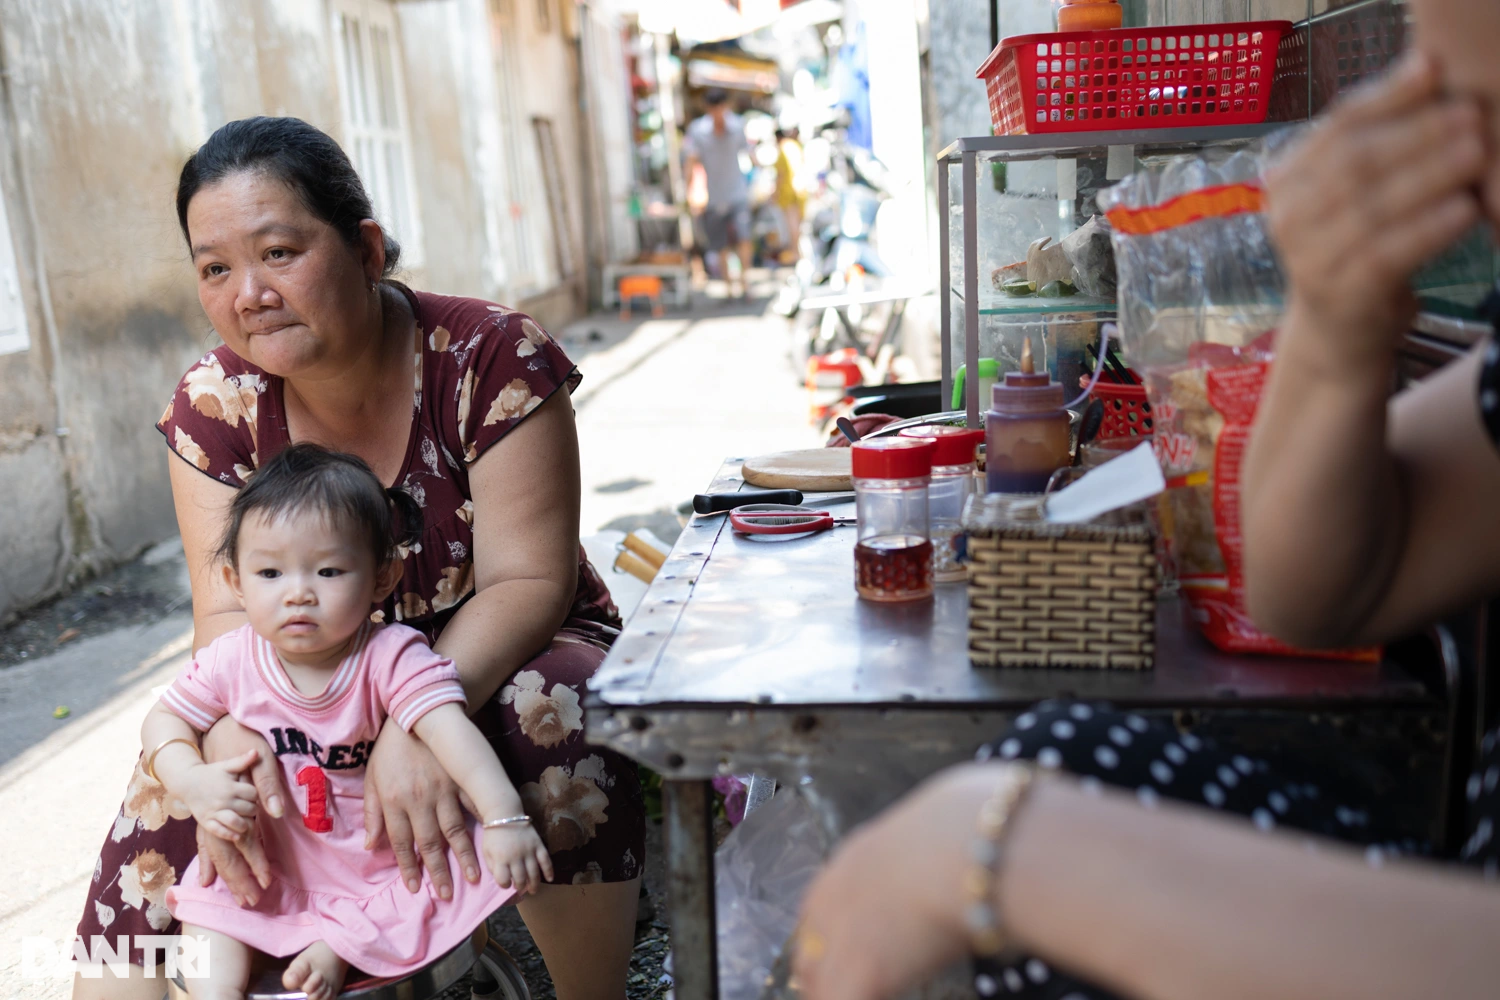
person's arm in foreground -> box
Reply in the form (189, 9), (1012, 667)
(166, 452), (283, 905)
(411, 702), (555, 895)
(1244, 52), (1500, 646)
(361, 388), (581, 897)
(796, 764), (1500, 1000)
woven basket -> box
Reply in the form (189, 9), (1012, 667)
(965, 495), (1157, 669)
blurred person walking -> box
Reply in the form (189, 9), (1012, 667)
(684, 88), (753, 298)
(773, 127), (808, 265)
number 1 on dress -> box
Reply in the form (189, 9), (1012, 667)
(297, 765), (333, 833)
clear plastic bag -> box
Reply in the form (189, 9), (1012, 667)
(715, 788), (827, 1000)
(1098, 142), (1376, 660)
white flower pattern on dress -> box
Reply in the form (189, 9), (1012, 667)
(520, 758), (610, 853)
(483, 378), (541, 426)
(118, 850), (176, 931)
(397, 593), (429, 621)
(457, 369), (477, 461)
(500, 669), (584, 748)
(112, 760), (191, 842)
(174, 428), (209, 471)
(516, 318), (550, 358)
(432, 562), (474, 612)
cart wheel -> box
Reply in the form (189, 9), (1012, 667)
(470, 940), (531, 1000)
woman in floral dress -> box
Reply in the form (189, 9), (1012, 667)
(72, 116), (644, 1000)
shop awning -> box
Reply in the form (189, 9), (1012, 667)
(685, 53), (781, 93)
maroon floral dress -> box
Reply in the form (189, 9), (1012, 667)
(77, 287), (645, 965)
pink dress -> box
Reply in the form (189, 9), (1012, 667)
(161, 622), (515, 976)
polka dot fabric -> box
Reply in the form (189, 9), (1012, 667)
(1461, 729), (1500, 876)
(970, 701), (1499, 1000)
(1478, 296), (1500, 451)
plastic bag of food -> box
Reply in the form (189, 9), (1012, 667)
(1097, 145), (1376, 661)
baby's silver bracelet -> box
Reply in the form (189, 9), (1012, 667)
(482, 814), (532, 830)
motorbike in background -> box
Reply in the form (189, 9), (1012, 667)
(774, 137), (902, 370)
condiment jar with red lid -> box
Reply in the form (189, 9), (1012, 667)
(899, 426), (985, 583)
(851, 438), (936, 602)
(986, 340), (1072, 494)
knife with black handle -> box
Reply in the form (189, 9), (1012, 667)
(692, 489), (804, 514)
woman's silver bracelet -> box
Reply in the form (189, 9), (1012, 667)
(482, 814), (532, 830)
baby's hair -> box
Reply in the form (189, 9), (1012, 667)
(215, 443), (423, 568)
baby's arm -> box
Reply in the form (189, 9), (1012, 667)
(412, 705), (554, 893)
(142, 701), (259, 841)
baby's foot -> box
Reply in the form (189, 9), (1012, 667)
(282, 941), (348, 1000)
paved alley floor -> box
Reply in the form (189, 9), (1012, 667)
(559, 291), (822, 544)
(0, 290), (821, 999)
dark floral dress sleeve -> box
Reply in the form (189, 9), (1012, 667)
(156, 347), (270, 486)
(450, 308), (580, 465)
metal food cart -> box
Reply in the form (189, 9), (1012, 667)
(584, 461), (1454, 1000)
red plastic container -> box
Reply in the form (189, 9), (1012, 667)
(1090, 378), (1152, 439)
(977, 21), (1291, 135)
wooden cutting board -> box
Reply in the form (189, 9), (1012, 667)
(741, 449), (853, 491)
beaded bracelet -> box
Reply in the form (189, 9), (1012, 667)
(965, 764), (1037, 957)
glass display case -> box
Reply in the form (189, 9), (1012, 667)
(937, 124), (1284, 426)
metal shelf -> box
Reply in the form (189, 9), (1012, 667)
(936, 122), (1287, 162)
(950, 285), (1117, 317)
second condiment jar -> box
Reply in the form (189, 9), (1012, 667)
(851, 438), (936, 603)
(898, 426), (985, 583)
(986, 340), (1072, 494)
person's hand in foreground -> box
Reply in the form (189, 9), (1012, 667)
(1267, 50), (1485, 373)
(794, 766), (995, 1000)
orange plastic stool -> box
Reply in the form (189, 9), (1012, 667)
(618, 275), (665, 319)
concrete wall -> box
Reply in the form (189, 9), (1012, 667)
(0, 0), (626, 622)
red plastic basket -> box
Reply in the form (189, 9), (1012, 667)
(1090, 380), (1152, 439)
(977, 21), (1291, 135)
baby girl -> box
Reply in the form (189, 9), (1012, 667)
(140, 443), (550, 999)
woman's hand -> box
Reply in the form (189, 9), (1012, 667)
(1266, 52), (1486, 374)
(196, 716), (285, 905)
(178, 749), (260, 841)
(795, 765), (1003, 1000)
(481, 819), (554, 897)
(194, 817), (273, 907)
(363, 717), (482, 900)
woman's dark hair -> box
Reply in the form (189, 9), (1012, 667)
(216, 444), (422, 568)
(176, 116), (401, 276)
